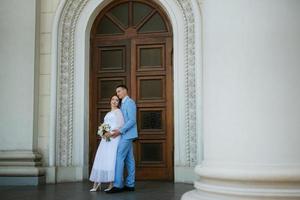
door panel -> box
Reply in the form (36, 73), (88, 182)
(98, 47), (126, 71)
(137, 76), (165, 101)
(139, 108), (165, 132)
(137, 45), (165, 70)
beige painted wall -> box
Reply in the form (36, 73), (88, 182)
(37, 0), (61, 165)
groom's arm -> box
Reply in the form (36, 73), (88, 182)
(119, 100), (136, 135)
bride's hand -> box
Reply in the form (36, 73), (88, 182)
(104, 132), (111, 138)
(111, 129), (120, 138)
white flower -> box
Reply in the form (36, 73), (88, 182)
(97, 123), (111, 141)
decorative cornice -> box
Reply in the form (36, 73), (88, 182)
(56, 0), (198, 167)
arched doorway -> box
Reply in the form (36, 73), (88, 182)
(89, 0), (174, 180)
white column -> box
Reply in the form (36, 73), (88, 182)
(0, 0), (45, 185)
(183, 0), (300, 199)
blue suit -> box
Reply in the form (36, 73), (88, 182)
(114, 96), (138, 188)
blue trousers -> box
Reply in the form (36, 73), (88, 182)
(114, 138), (135, 188)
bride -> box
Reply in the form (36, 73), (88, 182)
(89, 94), (124, 192)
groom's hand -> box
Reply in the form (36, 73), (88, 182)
(111, 129), (120, 138)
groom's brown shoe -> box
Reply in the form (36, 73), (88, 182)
(123, 186), (135, 192)
(105, 187), (123, 193)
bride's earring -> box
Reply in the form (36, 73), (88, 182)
(90, 182), (101, 192)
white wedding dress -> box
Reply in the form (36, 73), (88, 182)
(89, 109), (124, 183)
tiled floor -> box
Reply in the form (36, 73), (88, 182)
(0, 181), (193, 200)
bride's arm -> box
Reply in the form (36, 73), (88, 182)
(115, 109), (124, 130)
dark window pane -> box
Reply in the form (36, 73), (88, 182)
(100, 48), (124, 70)
(141, 111), (162, 129)
(97, 16), (123, 34)
(98, 79), (123, 100)
(141, 143), (163, 162)
(139, 13), (167, 33)
(140, 47), (162, 67)
(133, 2), (152, 26)
(110, 3), (129, 28)
(140, 79), (163, 99)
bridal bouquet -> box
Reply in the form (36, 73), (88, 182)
(97, 123), (111, 141)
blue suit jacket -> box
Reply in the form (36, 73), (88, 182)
(120, 97), (138, 140)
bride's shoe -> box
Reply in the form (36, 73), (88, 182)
(90, 183), (101, 192)
(104, 183), (113, 192)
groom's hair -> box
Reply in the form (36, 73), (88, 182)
(116, 84), (128, 91)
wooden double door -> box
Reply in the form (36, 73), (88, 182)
(89, 0), (173, 180)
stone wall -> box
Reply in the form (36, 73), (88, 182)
(37, 0), (61, 167)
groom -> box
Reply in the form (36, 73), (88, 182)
(106, 85), (138, 193)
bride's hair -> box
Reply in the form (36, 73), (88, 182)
(110, 94), (121, 108)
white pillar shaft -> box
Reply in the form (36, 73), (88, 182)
(0, 0), (39, 151)
(0, 0), (44, 185)
(183, 0), (300, 199)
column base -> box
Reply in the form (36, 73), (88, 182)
(0, 150), (45, 185)
(175, 166), (198, 183)
(183, 189), (300, 200)
(56, 166), (84, 182)
(182, 163), (300, 200)
(43, 166), (87, 183)
(0, 176), (45, 186)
